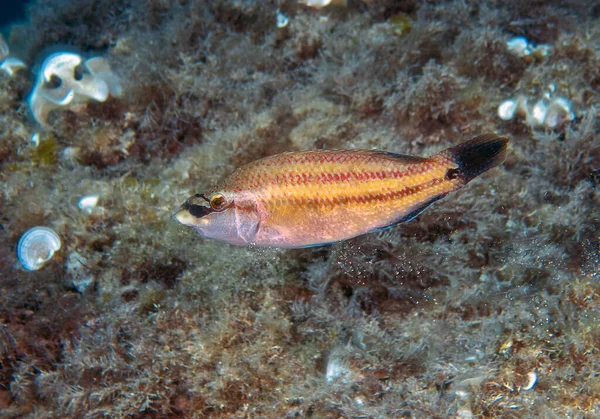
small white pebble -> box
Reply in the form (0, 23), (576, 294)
(276, 12), (289, 28)
(78, 195), (100, 212)
(506, 37), (530, 57)
(523, 371), (537, 391)
(498, 99), (518, 120)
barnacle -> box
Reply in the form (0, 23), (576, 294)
(28, 51), (121, 125)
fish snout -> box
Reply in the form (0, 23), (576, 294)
(172, 204), (195, 226)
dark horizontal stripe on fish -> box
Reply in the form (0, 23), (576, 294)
(276, 178), (445, 206)
(239, 169), (420, 190)
(284, 170), (411, 185)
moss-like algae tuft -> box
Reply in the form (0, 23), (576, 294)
(31, 137), (58, 166)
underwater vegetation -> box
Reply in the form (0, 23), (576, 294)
(0, 0), (598, 418)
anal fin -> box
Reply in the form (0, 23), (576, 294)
(370, 195), (444, 233)
(298, 241), (337, 249)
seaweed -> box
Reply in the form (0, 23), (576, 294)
(0, 0), (598, 417)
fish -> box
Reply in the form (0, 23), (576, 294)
(174, 134), (508, 248)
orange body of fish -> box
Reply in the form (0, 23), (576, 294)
(174, 134), (508, 248)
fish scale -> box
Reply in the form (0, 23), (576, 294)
(175, 134), (509, 247)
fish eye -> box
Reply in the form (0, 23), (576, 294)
(210, 194), (227, 211)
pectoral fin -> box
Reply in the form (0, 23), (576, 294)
(234, 206), (261, 244)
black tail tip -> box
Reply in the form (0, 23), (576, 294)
(449, 134), (509, 183)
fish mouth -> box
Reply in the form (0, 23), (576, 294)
(172, 205), (197, 226)
(173, 198), (214, 226)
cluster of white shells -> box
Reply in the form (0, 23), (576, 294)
(500, 37), (576, 129)
(28, 51), (121, 125)
(498, 92), (575, 129)
(1, 40), (114, 271)
(1, 40), (112, 272)
(0, 37), (120, 125)
(506, 36), (551, 59)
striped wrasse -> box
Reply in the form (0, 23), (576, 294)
(174, 134), (508, 248)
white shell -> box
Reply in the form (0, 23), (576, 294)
(85, 57), (121, 97)
(523, 371), (537, 391)
(506, 37), (530, 57)
(531, 99), (548, 126)
(298, 0), (332, 9)
(78, 195), (99, 212)
(41, 52), (82, 82)
(276, 12), (289, 28)
(0, 57), (27, 76)
(29, 51), (120, 125)
(544, 97), (574, 128)
(498, 99), (518, 120)
(30, 132), (40, 147)
(17, 227), (61, 271)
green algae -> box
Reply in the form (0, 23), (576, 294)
(31, 137), (58, 166)
(388, 13), (413, 37)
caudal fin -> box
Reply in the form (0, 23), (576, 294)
(446, 134), (509, 183)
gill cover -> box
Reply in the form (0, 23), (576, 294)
(174, 193), (261, 245)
